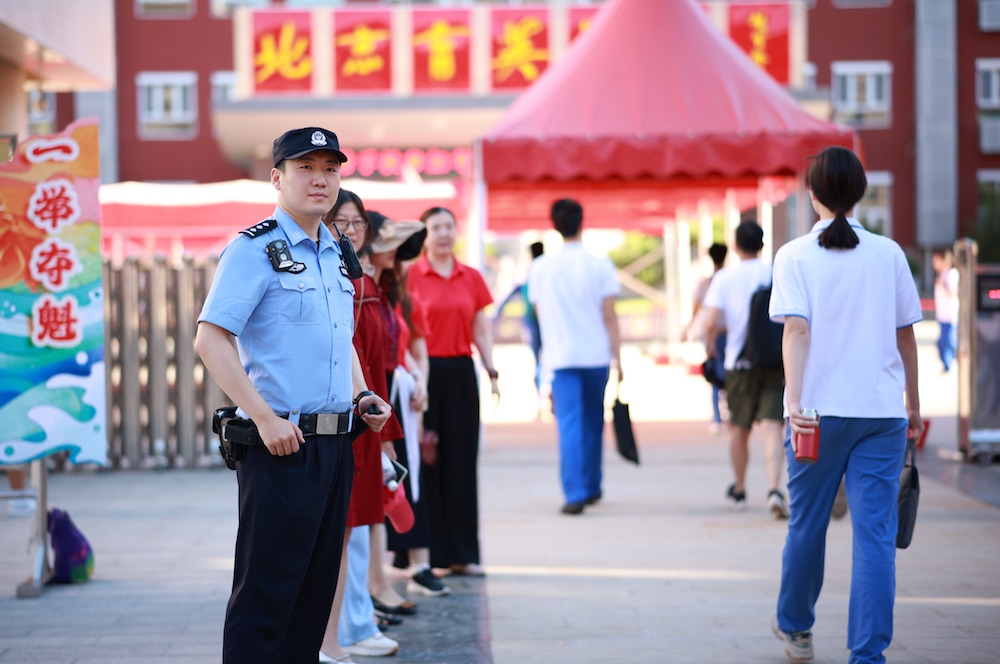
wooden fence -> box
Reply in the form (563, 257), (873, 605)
(103, 256), (227, 469)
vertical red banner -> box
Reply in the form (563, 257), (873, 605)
(412, 9), (471, 93)
(253, 10), (313, 94)
(729, 3), (790, 84)
(490, 7), (549, 91)
(334, 10), (393, 93)
(568, 7), (599, 43)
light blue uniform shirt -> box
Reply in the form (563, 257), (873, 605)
(198, 206), (355, 424)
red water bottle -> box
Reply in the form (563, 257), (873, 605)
(795, 408), (820, 464)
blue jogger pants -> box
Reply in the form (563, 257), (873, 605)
(776, 416), (906, 664)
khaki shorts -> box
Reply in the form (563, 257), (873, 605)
(725, 368), (784, 430)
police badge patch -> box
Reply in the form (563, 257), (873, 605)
(311, 131), (327, 147)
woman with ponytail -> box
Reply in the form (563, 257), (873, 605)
(768, 146), (923, 664)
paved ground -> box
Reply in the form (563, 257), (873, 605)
(1, 321), (999, 663)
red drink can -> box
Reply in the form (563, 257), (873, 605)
(795, 408), (820, 464)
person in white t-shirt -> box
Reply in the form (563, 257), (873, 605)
(703, 222), (788, 519)
(768, 146), (923, 664)
(932, 248), (959, 372)
(528, 199), (622, 516)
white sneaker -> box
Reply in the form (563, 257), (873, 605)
(768, 490), (790, 520)
(772, 616), (814, 661)
(7, 497), (37, 517)
(318, 652), (354, 663)
(342, 632), (399, 657)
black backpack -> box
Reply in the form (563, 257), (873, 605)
(737, 284), (783, 371)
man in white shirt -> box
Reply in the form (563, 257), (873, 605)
(703, 221), (787, 519)
(529, 199), (622, 515)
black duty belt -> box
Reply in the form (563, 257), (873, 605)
(294, 411), (354, 436)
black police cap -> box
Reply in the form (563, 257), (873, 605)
(273, 127), (348, 167)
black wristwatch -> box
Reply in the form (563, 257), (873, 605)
(353, 390), (375, 411)
(485, 368), (499, 380)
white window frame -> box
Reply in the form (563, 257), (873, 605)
(981, 0), (1000, 31)
(135, 0), (193, 18)
(977, 59), (1000, 110)
(210, 0), (269, 19)
(855, 170), (893, 237)
(977, 170), (1000, 220)
(831, 60), (893, 128)
(211, 71), (237, 106)
(136, 71), (198, 140)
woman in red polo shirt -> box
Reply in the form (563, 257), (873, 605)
(406, 206), (498, 578)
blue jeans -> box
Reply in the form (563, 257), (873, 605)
(551, 366), (610, 504)
(711, 334), (727, 424)
(338, 526), (379, 647)
(937, 321), (955, 372)
(776, 417), (906, 664)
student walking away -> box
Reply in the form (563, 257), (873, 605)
(407, 206), (497, 580)
(528, 199), (622, 516)
(932, 248), (959, 373)
(770, 146), (922, 663)
(683, 242), (729, 434)
(703, 221), (788, 519)
(195, 127), (390, 664)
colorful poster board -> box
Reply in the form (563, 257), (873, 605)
(0, 118), (107, 466)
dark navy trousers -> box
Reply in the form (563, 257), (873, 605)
(223, 435), (353, 664)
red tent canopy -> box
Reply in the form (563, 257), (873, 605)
(99, 179), (463, 258)
(481, 0), (855, 231)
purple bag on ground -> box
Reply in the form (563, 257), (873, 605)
(47, 508), (95, 584)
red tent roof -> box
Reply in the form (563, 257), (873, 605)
(481, 0), (854, 230)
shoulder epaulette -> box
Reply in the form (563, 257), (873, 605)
(240, 219), (278, 238)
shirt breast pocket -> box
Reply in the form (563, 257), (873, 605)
(277, 273), (322, 325)
(336, 275), (356, 330)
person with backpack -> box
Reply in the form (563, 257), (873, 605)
(768, 146), (922, 663)
(703, 221), (788, 519)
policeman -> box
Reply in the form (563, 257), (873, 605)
(194, 126), (391, 663)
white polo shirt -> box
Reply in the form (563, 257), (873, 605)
(769, 219), (922, 418)
(528, 242), (619, 371)
(703, 258), (774, 370)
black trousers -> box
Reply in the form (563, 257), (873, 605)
(423, 356), (481, 568)
(223, 434), (353, 664)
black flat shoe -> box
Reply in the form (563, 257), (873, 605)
(371, 596), (417, 615)
(585, 491), (602, 505)
(374, 609), (403, 626)
(561, 501), (585, 515)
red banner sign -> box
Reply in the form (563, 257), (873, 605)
(253, 11), (313, 94)
(729, 3), (790, 84)
(334, 10), (393, 93)
(568, 7), (599, 43)
(340, 146), (472, 179)
(490, 7), (549, 91)
(412, 9), (471, 93)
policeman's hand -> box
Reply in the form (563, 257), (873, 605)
(358, 394), (392, 433)
(256, 414), (305, 457)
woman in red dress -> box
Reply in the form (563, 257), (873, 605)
(318, 190), (403, 661)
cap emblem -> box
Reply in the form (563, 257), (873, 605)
(310, 131), (328, 147)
